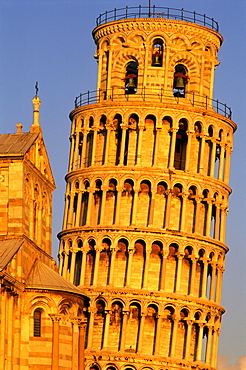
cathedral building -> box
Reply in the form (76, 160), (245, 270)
(0, 5), (236, 370)
(0, 96), (87, 369)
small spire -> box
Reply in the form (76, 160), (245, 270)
(16, 122), (23, 134)
(30, 82), (42, 133)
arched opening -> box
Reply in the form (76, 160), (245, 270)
(122, 179), (134, 225)
(167, 243), (178, 292)
(125, 60), (138, 94)
(132, 240), (146, 288)
(109, 301), (123, 351)
(80, 181), (89, 226)
(142, 304), (158, 354)
(98, 238), (111, 286)
(125, 302), (141, 352)
(114, 114), (123, 165)
(105, 178), (117, 224)
(115, 238), (128, 286)
(84, 239), (96, 286)
(173, 64), (188, 97)
(74, 240), (82, 286)
(160, 306), (175, 356)
(92, 300), (106, 349)
(149, 241), (162, 290)
(152, 38), (164, 67)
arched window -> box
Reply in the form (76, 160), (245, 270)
(152, 38), (164, 67)
(33, 309), (42, 337)
(173, 64), (188, 98)
(125, 61), (138, 94)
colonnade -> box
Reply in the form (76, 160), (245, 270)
(83, 299), (220, 366)
(63, 178), (228, 243)
(59, 238), (224, 303)
(68, 114), (232, 184)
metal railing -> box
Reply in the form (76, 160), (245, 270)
(96, 6), (219, 32)
(74, 88), (232, 119)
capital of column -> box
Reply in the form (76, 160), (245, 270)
(169, 128), (178, 133)
(49, 314), (62, 322)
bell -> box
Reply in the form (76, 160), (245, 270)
(174, 76), (185, 89)
(152, 55), (162, 66)
(128, 77), (136, 89)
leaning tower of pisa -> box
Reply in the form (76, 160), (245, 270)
(58, 6), (236, 370)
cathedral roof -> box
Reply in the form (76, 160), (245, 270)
(0, 132), (38, 156)
(0, 239), (24, 271)
(25, 259), (85, 296)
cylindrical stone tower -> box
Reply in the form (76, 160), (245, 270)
(58, 6), (236, 370)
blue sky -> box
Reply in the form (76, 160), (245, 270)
(0, 0), (245, 368)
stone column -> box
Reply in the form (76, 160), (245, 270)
(71, 318), (79, 370)
(175, 254), (183, 293)
(218, 144), (225, 180)
(180, 194), (187, 232)
(153, 127), (161, 167)
(209, 262), (216, 301)
(196, 324), (204, 361)
(86, 188), (94, 226)
(106, 46), (113, 93)
(205, 326), (213, 364)
(219, 207), (228, 243)
(49, 315), (61, 370)
(104, 125), (112, 165)
(62, 251), (69, 278)
(142, 248), (151, 289)
(102, 310), (111, 349)
(137, 313), (146, 353)
(170, 318), (179, 358)
(168, 128), (178, 169)
(90, 128), (98, 167)
(99, 185), (107, 225)
(69, 249), (77, 284)
(115, 186), (123, 225)
(159, 251), (168, 291)
(147, 194), (155, 227)
(68, 133), (75, 171)
(189, 257), (197, 296)
(87, 308), (95, 349)
(58, 252), (63, 275)
(223, 146), (232, 185)
(184, 320), (192, 360)
(67, 192), (75, 228)
(119, 124), (127, 166)
(108, 247), (117, 285)
(211, 328), (220, 368)
(194, 199), (201, 234)
(80, 129), (89, 168)
(75, 191), (83, 227)
(164, 190), (172, 228)
(209, 139), (217, 177)
(214, 203), (220, 240)
(78, 320), (87, 370)
(154, 315), (162, 355)
(92, 248), (101, 286)
(131, 187), (139, 226)
(198, 135), (206, 174)
(185, 131), (193, 171)
(79, 247), (89, 286)
(119, 311), (129, 352)
(206, 200), (213, 237)
(96, 49), (104, 91)
(125, 248), (134, 287)
(215, 266), (224, 304)
(74, 132), (80, 169)
(201, 259), (209, 299)
(136, 125), (145, 165)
